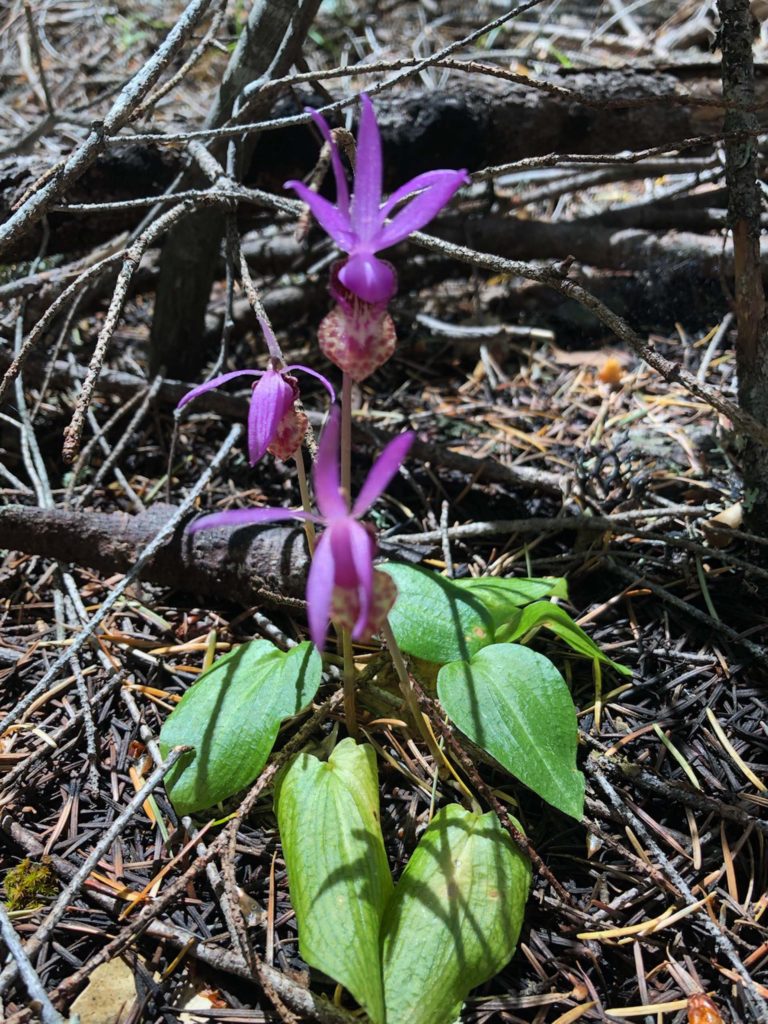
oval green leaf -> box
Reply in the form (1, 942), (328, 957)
(381, 562), (493, 663)
(452, 576), (568, 630)
(438, 644), (585, 819)
(159, 640), (321, 815)
(275, 739), (393, 1024)
(382, 804), (531, 1024)
(494, 601), (630, 675)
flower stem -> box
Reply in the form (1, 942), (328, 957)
(340, 372), (352, 501)
(294, 453), (315, 555)
(336, 374), (358, 737)
(342, 628), (358, 739)
(381, 619), (443, 763)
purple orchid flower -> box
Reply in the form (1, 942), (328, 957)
(188, 409), (414, 651)
(285, 94), (469, 305)
(177, 362), (335, 465)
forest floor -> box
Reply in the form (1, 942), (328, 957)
(1, 1), (767, 1022)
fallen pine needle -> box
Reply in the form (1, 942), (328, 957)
(706, 707), (766, 791)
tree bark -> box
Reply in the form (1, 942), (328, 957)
(0, 503), (309, 605)
(149, 0), (322, 379)
(717, 0), (768, 529)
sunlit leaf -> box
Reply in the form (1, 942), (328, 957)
(159, 640), (321, 815)
(438, 644), (584, 818)
(494, 601), (630, 675)
(275, 739), (392, 1024)
(382, 804), (531, 1024)
(453, 576), (568, 631)
(381, 562), (493, 663)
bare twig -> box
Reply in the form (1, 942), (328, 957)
(134, 0), (229, 120)
(61, 200), (228, 462)
(0, 423), (242, 736)
(0, 0), (217, 256)
(22, 0), (55, 117)
(0, 903), (65, 1024)
(0, 745), (190, 994)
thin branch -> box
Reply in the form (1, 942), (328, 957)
(60, 198), (230, 462)
(133, 0), (229, 120)
(0, 423), (242, 736)
(0, 745), (190, 995)
(0, 903), (65, 1024)
(0, 0), (216, 256)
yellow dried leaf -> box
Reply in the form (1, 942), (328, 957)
(70, 958), (136, 1024)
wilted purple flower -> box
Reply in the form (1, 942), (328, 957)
(285, 94), (469, 305)
(177, 362), (334, 465)
(188, 409), (414, 650)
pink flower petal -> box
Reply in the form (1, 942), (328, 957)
(350, 94), (383, 243)
(375, 169), (468, 249)
(308, 108), (350, 217)
(306, 529), (336, 650)
(347, 519), (375, 638)
(176, 369), (262, 411)
(187, 506), (314, 534)
(338, 253), (397, 305)
(352, 430), (414, 516)
(284, 180), (355, 249)
(248, 370), (295, 465)
(380, 170), (467, 218)
(283, 364), (337, 402)
(312, 408), (348, 520)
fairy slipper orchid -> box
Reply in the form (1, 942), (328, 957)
(188, 409), (414, 651)
(317, 260), (397, 381)
(285, 93), (469, 304)
(177, 363), (334, 465)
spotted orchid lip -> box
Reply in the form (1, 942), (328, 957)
(285, 94), (469, 305)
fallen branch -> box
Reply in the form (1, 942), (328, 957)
(0, 503), (309, 606)
(0, 0), (217, 258)
(5, 65), (768, 260)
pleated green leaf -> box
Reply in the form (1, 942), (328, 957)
(382, 804), (531, 1024)
(275, 739), (393, 1024)
(438, 644), (585, 819)
(160, 640), (321, 815)
(452, 576), (568, 631)
(494, 600), (630, 675)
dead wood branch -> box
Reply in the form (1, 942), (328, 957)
(438, 217), (767, 281)
(4, 66), (768, 261)
(0, 0), (216, 258)
(718, 0), (768, 531)
(0, 503), (310, 605)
